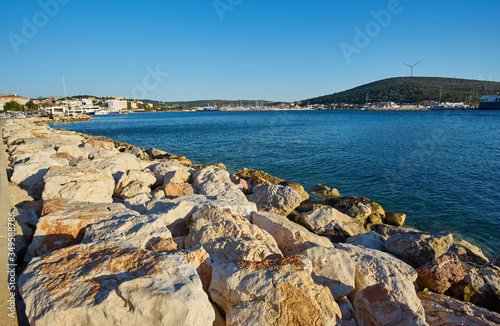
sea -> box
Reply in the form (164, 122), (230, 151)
(52, 110), (500, 259)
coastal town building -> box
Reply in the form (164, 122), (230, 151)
(105, 99), (128, 112)
(0, 102), (4, 111)
(0, 93), (30, 106)
(41, 106), (68, 116)
(128, 100), (138, 109)
(61, 98), (95, 107)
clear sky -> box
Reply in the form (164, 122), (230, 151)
(1, 0), (499, 102)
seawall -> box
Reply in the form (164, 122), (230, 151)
(3, 117), (500, 325)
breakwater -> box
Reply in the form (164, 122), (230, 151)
(34, 114), (92, 124)
(4, 118), (500, 325)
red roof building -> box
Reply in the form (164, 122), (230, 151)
(0, 94), (31, 106)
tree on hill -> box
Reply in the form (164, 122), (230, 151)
(5, 101), (23, 111)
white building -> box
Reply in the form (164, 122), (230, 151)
(105, 99), (128, 112)
(81, 98), (93, 106)
(42, 106), (68, 116)
(61, 100), (82, 107)
(0, 102), (4, 111)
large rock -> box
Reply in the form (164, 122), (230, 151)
(123, 193), (151, 214)
(193, 166), (247, 201)
(416, 252), (466, 293)
(113, 169), (156, 199)
(371, 223), (420, 237)
(163, 182), (194, 198)
(151, 161), (194, 185)
(235, 168), (283, 185)
(26, 199), (134, 261)
(310, 184), (340, 199)
(19, 241), (215, 326)
(325, 196), (385, 225)
(247, 184), (302, 216)
(82, 135), (117, 149)
(55, 144), (88, 159)
(384, 231), (454, 268)
(115, 143), (150, 160)
(335, 243), (425, 317)
(297, 207), (367, 242)
(449, 236), (490, 263)
(11, 149), (58, 165)
(9, 138), (52, 154)
(81, 143), (120, 159)
(49, 130), (85, 145)
(42, 166), (115, 203)
(7, 131), (47, 146)
(185, 204), (282, 264)
(82, 214), (172, 249)
(146, 147), (191, 165)
(76, 153), (141, 181)
(302, 246), (355, 300)
(252, 211), (333, 256)
(10, 160), (68, 190)
(354, 283), (427, 326)
(346, 231), (386, 251)
(384, 212), (406, 227)
(448, 254), (500, 313)
(210, 256), (342, 325)
(279, 180), (309, 202)
(418, 291), (500, 326)
(147, 194), (257, 237)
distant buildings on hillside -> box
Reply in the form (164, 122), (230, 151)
(0, 91), (481, 115)
(0, 93), (30, 106)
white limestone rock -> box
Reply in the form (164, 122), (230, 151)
(19, 241), (215, 326)
(76, 153), (141, 181)
(247, 184), (302, 216)
(252, 211), (333, 256)
(298, 207), (367, 242)
(185, 204), (282, 263)
(147, 194), (257, 237)
(335, 243), (425, 318)
(193, 166), (247, 201)
(302, 246), (356, 300)
(42, 166), (115, 203)
(210, 256), (342, 325)
(113, 169), (156, 199)
(26, 199), (134, 261)
(82, 214), (172, 249)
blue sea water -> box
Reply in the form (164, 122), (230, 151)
(53, 110), (500, 258)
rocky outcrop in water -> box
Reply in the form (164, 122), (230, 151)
(4, 118), (500, 325)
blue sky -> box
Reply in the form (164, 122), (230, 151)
(1, 0), (499, 101)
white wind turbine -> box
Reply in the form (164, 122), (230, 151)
(404, 61), (422, 77)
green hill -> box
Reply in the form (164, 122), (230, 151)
(302, 77), (500, 106)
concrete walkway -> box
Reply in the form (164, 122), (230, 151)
(0, 119), (19, 325)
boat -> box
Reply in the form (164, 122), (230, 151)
(479, 95), (500, 110)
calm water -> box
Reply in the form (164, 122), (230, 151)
(53, 110), (500, 258)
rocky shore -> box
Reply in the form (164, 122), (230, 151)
(4, 118), (500, 326)
(33, 114), (93, 125)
